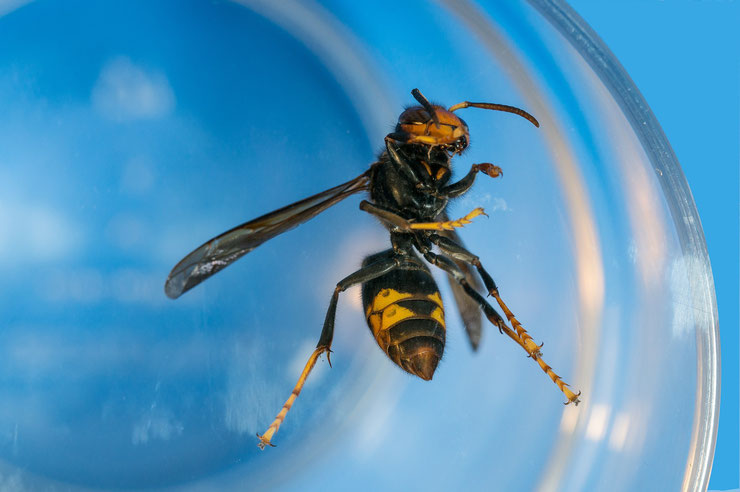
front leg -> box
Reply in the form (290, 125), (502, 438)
(384, 135), (434, 190)
(440, 163), (503, 198)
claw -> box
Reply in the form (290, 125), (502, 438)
(256, 346), (327, 449)
(256, 433), (276, 450)
(531, 341), (544, 359)
(564, 391), (582, 406)
(526, 349), (542, 359)
(476, 163), (503, 178)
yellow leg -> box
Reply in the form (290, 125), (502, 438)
(427, 227), (581, 405)
(492, 291), (581, 405)
(491, 290), (543, 358)
(410, 207), (487, 231)
(257, 346), (329, 449)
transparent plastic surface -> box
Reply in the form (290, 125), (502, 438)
(0, 1), (718, 491)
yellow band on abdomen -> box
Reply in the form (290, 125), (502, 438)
(365, 288), (446, 342)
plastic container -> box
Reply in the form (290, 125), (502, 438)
(0, 1), (718, 490)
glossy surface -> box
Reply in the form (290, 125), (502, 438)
(565, 3), (738, 487)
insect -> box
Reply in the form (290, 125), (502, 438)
(165, 88), (581, 449)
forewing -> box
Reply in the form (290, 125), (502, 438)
(437, 210), (485, 350)
(165, 172), (370, 299)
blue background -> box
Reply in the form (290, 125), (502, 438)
(569, 1), (739, 489)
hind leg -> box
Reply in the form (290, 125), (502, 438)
(257, 255), (401, 449)
(430, 234), (543, 357)
(423, 248), (581, 405)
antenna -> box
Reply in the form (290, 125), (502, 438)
(448, 101), (540, 128)
(411, 88), (440, 128)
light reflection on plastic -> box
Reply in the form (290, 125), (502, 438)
(40, 268), (190, 305)
(585, 404), (611, 442)
(560, 403), (579, 434)
(608, 411), (630, 451)
(0, 201), (82, 265)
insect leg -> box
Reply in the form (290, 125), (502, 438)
(440, 163), (503, 199)
(410, 208), (487, 231)
(423, 248), (581, 405)
(430, 234), (543, 354)
(360, 200), (414, 231)
(257, 255), (401, 449)
(360, 200), (486, 232)
(421, 251), (515, 342)
(384, 135), (433, 187)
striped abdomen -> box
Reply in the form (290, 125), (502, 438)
(361, 251), (445, 380)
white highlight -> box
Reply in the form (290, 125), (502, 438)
(223, 336), (284, 435)
(353, 391), (394, 457)
(131, 405), (183, 445)
(0, 201), (82, 265)
(92, 56), (175, 121)
(585, 404), (611, 442)
(489, 196), (510, 212)
(287, 339), (328, 387)
(0, 471), (25, 492)
(459, 193), (510, 212)
(0, 0), (31, 18)
(559, 404), (579, 434)
(669, 254), (704, 339)
(608, 412), (630, 451)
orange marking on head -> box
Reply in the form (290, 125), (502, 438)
(398, 105), (469, 146)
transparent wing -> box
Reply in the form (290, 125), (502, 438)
(437, 210), (485, 350)
(165, 172), (371, 299)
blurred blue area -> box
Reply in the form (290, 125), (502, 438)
(569, 2), (739, 489)
(0, 0), (372, 487)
